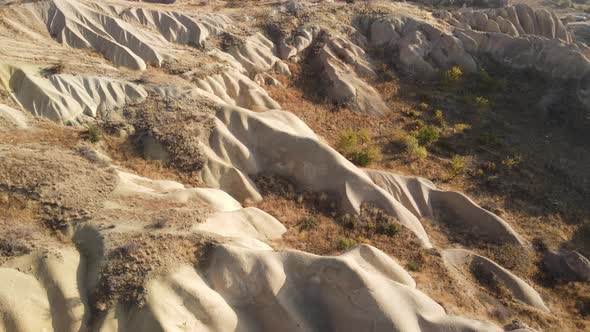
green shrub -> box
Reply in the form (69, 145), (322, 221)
(453, 123), (471, 133)
(335, 130), (358, 154)
(414, 120), (425, 130)
(85, 124), (102, 143)
(336, 129), (381, 166)
(406, 260), (422, 272)
(477, 69), (506, 93)
(464, 94), (490, 112)
(337, 237), (357, 251)
(349, 146), (381, 167)
(377, 222), (400, 237)
(299, 216), (319, 231)
(449, 155), (466, 177)
(442, 66), (463, 87)
(418, 102), (429, 111)
(434, 109), (447, 127)
(403, 135), (428, 160)
(404, 109), (421, 118)
(501, 156), (522, 170)
(415, 125), (440, 146)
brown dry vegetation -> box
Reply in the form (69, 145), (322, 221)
(91, 233), (214, 315)
(265, 49), (590, 329)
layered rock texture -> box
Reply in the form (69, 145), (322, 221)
(0, 0), (588, 331)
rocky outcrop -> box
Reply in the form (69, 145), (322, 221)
(44, 0), (228, 70)
(357, 9), (590, 108)
(0, 147), (508, 331)
(0, 104), (27, 129)
(188, 68), (281, 111)
(365, 169), (525, 246)
(223, 32), (291, 76)
(311, 33), (388, 114)
(355, 14), (478, 78)
(543, 249), (590, 282)
(0, 64), (146, 124)
(443, 249), (549, 312)
(438, 5), (574, 43)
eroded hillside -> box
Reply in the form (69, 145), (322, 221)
(0, 0), (589, 331)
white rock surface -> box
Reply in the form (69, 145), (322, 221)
(0, 103), (27, 129)
(0, 64), (146, 124)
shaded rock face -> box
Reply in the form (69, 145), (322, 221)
(356, 8), (590, 109)
(443, 249), (548, 312)
(543, 249), (590, 282)
(354, 14), (478, 78)
(438, 4), (574, 43)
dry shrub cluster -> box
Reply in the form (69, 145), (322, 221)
(126, 97), (215, 173)
(91, 234), (214, 314)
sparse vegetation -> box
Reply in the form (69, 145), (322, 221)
(337, 237), (357, 251)
(501, 156), (522, 171)
(41, 61), (65, 77)
(464, 94), (490, 112)
(299, 216), (319, 231)
(403, 135), (428, 160)
(406, 260), (422, 272)
(335, 129), (381, 166)
(414, 125), (440, 147)
(448, 155), (466, 178)
(453, 123), (471, 133)
(376, 222), (401, 237)
(442, 66), (463, 87)
(85, 124), (102, 143)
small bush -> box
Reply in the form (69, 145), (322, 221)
(335, 129), (381, 166)
(418, 102), (429, 111)
(403, 135), (428, 160)
(406, 260), (422, 272)
(377, 222), (400, 237)
(150, 217), (168, 229)
(337, 237), (357, 251)
(434, 110), (447, 127)
(449, 155), (466, 177)
(348, 146), (382, 167)
(85, 124), (102, 143)
(415, 125), (440, 147)
(41, 61), (65, 77)
(453, 123), (471, 133)
(464, 94), (490, 112)
(299, 216), (319, 231)
(404, 109), (421, 118)
(477, 69), (506, 93)
(414, 120), (425, 130)
(481, 161), (497, 174)
(501, 156), (522, 170)
(442, 66), (463, 87)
